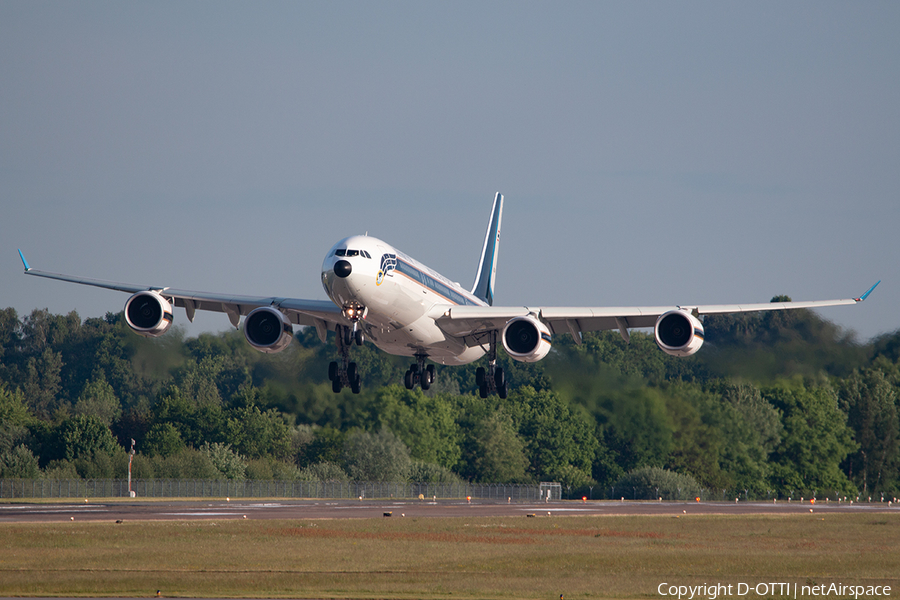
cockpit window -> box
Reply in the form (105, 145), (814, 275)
(334, 248), (371, 258)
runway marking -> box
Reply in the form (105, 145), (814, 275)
(1, 508), (109, 514)
(161, 512), (246, 517)
(518, 507), (599, 512)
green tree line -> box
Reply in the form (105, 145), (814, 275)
(1, 303), (898, 498)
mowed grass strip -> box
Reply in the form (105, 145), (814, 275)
(0, 513), (897, 599)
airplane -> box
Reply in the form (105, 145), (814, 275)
(19, 193), (879, 399)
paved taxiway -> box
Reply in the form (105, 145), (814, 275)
(1, 498), (896, 523)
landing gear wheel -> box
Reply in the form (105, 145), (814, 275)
(421, 364), (434, 391)
(494, 367), (505, 389)
(474, 331), (510, 398)
(330, 324), (363, 394)
(404, 370), (415, 390)
(354, 329), (364, 346)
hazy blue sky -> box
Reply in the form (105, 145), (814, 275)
(3, 1), (898, 342)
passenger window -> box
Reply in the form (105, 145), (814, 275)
(398, 261), (422, 284)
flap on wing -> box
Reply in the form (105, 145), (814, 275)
(435, 305), (533, 337)
(538, 307), (666, 332)
(436, 305), (668, 338)
(278, 298), (344, 327)
(695, 298), (859, 315)
(167, 293), (342, 328)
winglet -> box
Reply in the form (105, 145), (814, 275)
(18, 249), (31, 272)
(855, 280), (880, 302)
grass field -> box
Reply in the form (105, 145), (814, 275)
(1, 513), (897, 599)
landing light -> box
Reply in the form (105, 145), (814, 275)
(342, 303), (366, 322)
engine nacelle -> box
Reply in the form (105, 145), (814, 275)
(124, 291), (173, 338)
(502, 316), (552, 363)
(243, 307), (293, 353)
(654, 310), (704, 357)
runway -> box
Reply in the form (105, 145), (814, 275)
(1, 497), (896, 523)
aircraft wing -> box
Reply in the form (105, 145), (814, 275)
(436, 281), (880, 343)
(18, 251), (343, 334)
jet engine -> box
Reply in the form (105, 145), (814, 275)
(124, 291), (173, 338)
(654, 309), (704, 357)
(243, 307), (294, 353)
(502, 316), (552, 362)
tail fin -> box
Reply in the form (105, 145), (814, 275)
(471, 192), (503, 306)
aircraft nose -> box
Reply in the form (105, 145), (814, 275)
(334, 260), (352, 278)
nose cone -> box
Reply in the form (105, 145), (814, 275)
(334, 260), (352, 278)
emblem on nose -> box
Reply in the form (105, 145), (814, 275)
(334, 260), (352, 278)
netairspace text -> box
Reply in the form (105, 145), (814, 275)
(658, 582), (892, 599)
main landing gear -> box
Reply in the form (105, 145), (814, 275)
(476, 331), (508, 399)
(329, 323), (364, 394)
(404, 353), (435, 391)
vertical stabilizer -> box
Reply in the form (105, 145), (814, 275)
(471, 192), (503, 306)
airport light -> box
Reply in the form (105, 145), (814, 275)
(127, 439), (136, 498)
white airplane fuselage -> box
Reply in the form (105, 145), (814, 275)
(321, 235), (488, 365)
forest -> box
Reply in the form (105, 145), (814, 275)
(1, 300), (899, 500)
